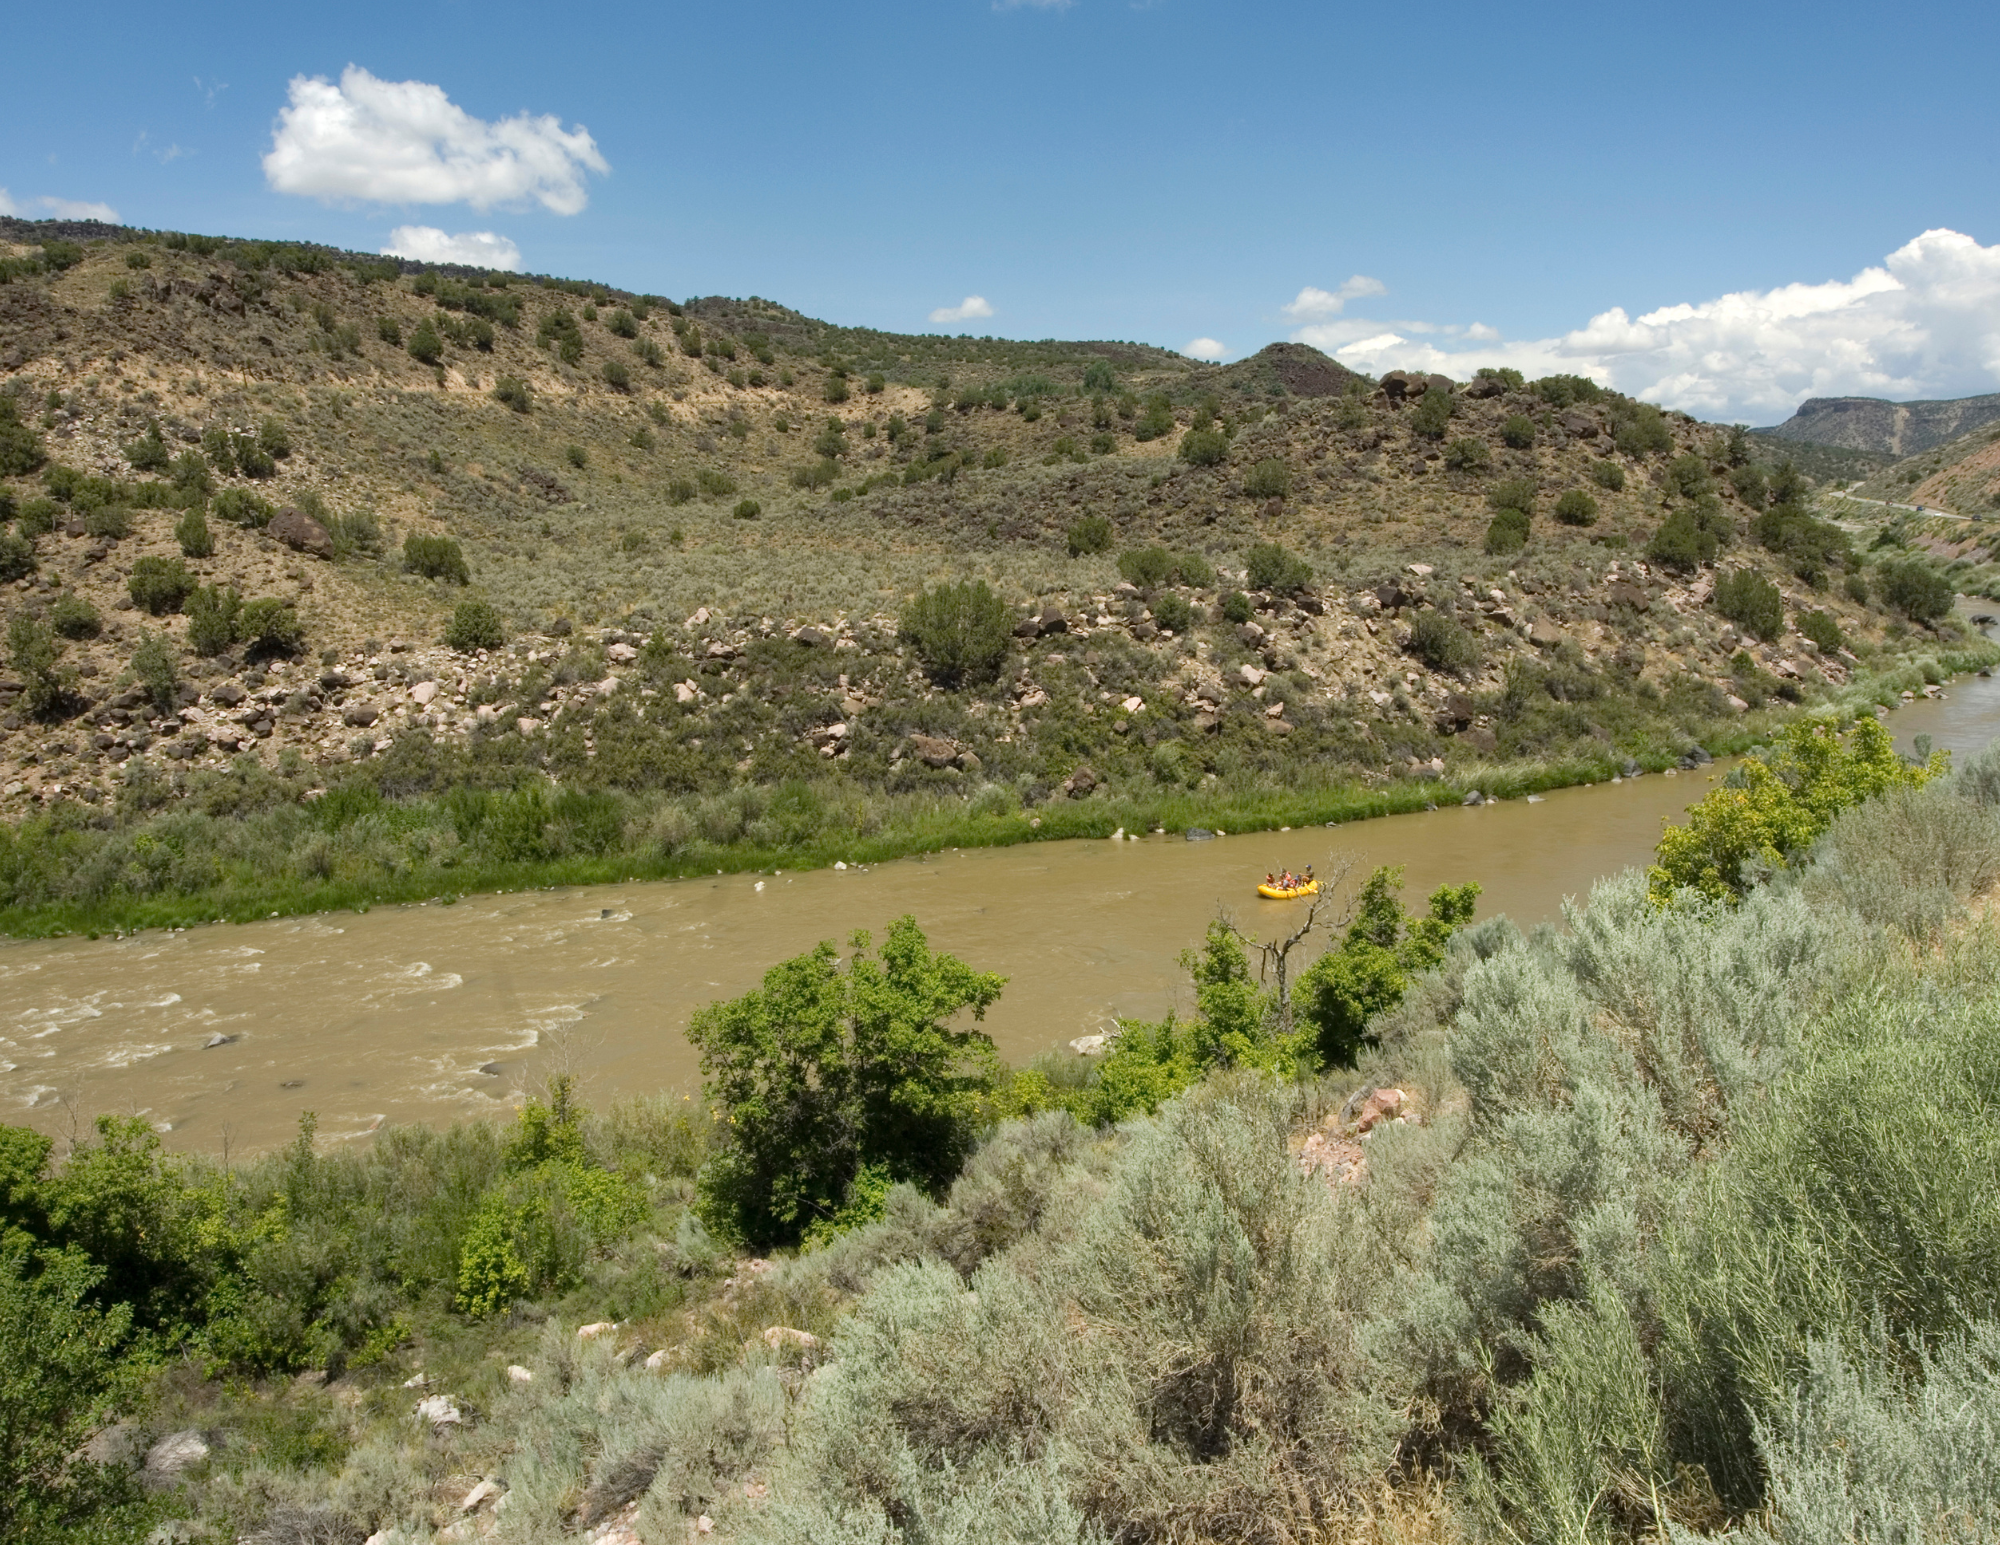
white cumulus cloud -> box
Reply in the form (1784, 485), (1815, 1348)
(264, 65), (608, 215)
(1281, 275), (1386, 321)
(0, 189), (17, 217)
(38, 196), (119, 222)
(382, 225), (522, 270)
(929, 295), (995, 325)
(1184, 338), (1228, 361)
(1292, 229), (2000, 422)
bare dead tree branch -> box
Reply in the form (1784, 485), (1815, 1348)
(1232, 854), (1359, 1039)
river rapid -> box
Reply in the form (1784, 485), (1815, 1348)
(4, 667), (1994, 1155)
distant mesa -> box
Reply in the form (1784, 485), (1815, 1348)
(1761, 391), (2000, 459)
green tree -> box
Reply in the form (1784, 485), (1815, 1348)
(235, 599), (302, 654)
(899, 579), (1013, 688)
(1876, 557), (1954, 623)
(1246, 541), (1312, 594)
(131, 631), (180, 713)
(1553, 489), (1599, 527)
(689, 917), (1004, 1246)
(403, 533), (470, 584)
(1486, 508), (1530, 555)
(1066, 515), (1113, 557)
(0, 1242), (134, 1541)
(1590, 460), (1626, 492)
(8, 614), (67, 716)
(0, 528), (34, 583)
(1133, 394), (1175, 442)
(1410, 387), (1453, 439)
(48, 593), (99, 640)
(407, 320), (444, 365)
(1650, 716), (1941, 902)
(174, 506), (213, 558)
(122, 423), (170, 473)
(0, 395), (47, 477)
(1243, 459), (1293, 499)
(1178, 427), (1228, 466)
(1296, 868), (1480, 1068)
(1713, 569), (1783, 641)
(493, 375), (531, 413)
(127, 555), (195, 615)
(185, 585), (241, 656)
(1647, 497), (1731, 573)
(1407, 610), (1478, 675)
(1444, 436), (1492, 472)
(1118, 546), (1174, 589)
(1500, 414), (1536, 449)
(446, 599), (504, 652)
(1489, 478), (1536, 516)
(1797, 608), (1844, 653)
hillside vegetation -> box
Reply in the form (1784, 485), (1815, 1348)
(5, 722), (1999, 1545)
(0, 220), (1991, 932)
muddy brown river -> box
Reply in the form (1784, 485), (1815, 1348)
(4, 661), (1993, 1155)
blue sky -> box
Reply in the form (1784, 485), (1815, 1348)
(4, 0), (1999, 422)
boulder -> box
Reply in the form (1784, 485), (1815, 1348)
(1528, 619), (1563, 647)
(1037, 604), (1069, 635)
(606, 641), (639, 663)
(412, 1395), (462, 1428)
(1375, 583), (1409, 612)
(210, 681), (246, 707)
(342, 704), (380, 728)
(1423, 373), (1456, 397)
(910, 733), (958, 768)
(410, 681), (438, 707)
(1378, 369), (1419, 400)
(761, 1326), (822, 1354)
(955, 750), (982, 774)
(792, 626), (830, 649)
(268, 508), (334, 561)
(1238, 663), (1265, 687)
(1062, 765), (1098, 798)
(1607, 582), (1649, 611)
(1464, 374), (1508, 399)
(1237, 621), (1266, 647)
(1012, 615), (1043, 638)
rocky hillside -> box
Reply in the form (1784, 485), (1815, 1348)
(1847, 416), (2000, 517)
(0, 220), (1968, 850)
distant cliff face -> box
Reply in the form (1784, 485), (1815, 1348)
(1765, 393), (2000, 457)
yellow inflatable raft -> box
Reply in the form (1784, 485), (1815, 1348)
(1256, 881), (1319, 900)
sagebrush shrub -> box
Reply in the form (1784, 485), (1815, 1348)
(446, 599), (504, 651)
(403, 533), (469, 584)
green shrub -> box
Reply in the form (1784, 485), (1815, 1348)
(170, 450), (213, 496)
(1590, 459), (1626, 491)
(326, 508), (385, 561)
(131, 631), (180, 712)
(128, 555), (195, 615)
(1089, 431), (1115, 455)
(212, 487), (273, 528)
(899, 579), (1013, 688)
(1406, 610), (1479, 676)
(1407, 387), (1453, 440)
(697, 469), (738, 498)
(376, 316), (402, 346)
(607, 308), (639, 338)
(1753, 503), (1852, 584)
(446, 598), (504, 652)
(1220, 589), (1253, 625)
(0, 529), (35, 583)
(403, 533), (470, 584)
(122, 424), (170, 473)
(1797, 608), (1844, 653)
(1500, 414), (1536, 449)
(666, 478), (695, 505)
(1444, 436), (1492, 472)
(48, 593), (100, 640)
(564, 444), (588, 470)
(184, 585), (241, 655)
(1066, 515), (1112, 557)
(1296, 866), (1479, 1067)
(1713, 569), (1783, 641)
(493, 375), (531, 413)
(7, 614), (65, 715)
(1152, 592), (1194, 633)
(603, 359), (631, 392)
(1876, 557), (1954, 623)
(1553, 489), (1599, 527)
(37, 240), (83, 271)
(824, 374), (851, 405)
(174, 507), (213, 557)
(1647, 497), (1731, 573)
(1178, 427), (1228, 467)
(1134, 394), (1175, 441)
(1117, 546), (1174, 589)
(1242, 459), (1293, 499)
(1489, 477), (1536, 516)
(1612, 401), (1674, 457)
(1245, 541), (1312, 594)
(1533, 373), (1602, 407)
(1478, 366), (1525, 389)
(236, 598), (302, 654)
(16, 499), (57, 537)
(1666, 452), (1714, 499)
(688, 916), (1003, 1247)
(201, 425), (236, 476)
(1486, 507), (1530, 555)
(407, 320), (443, 365)
(0, 396), (45, 477)
(791, 459), (838, 490)
(733, 499), (762, 520)
(81, 505), (130, 540)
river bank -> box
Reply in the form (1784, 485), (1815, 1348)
(3, 640), (1992, 941)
